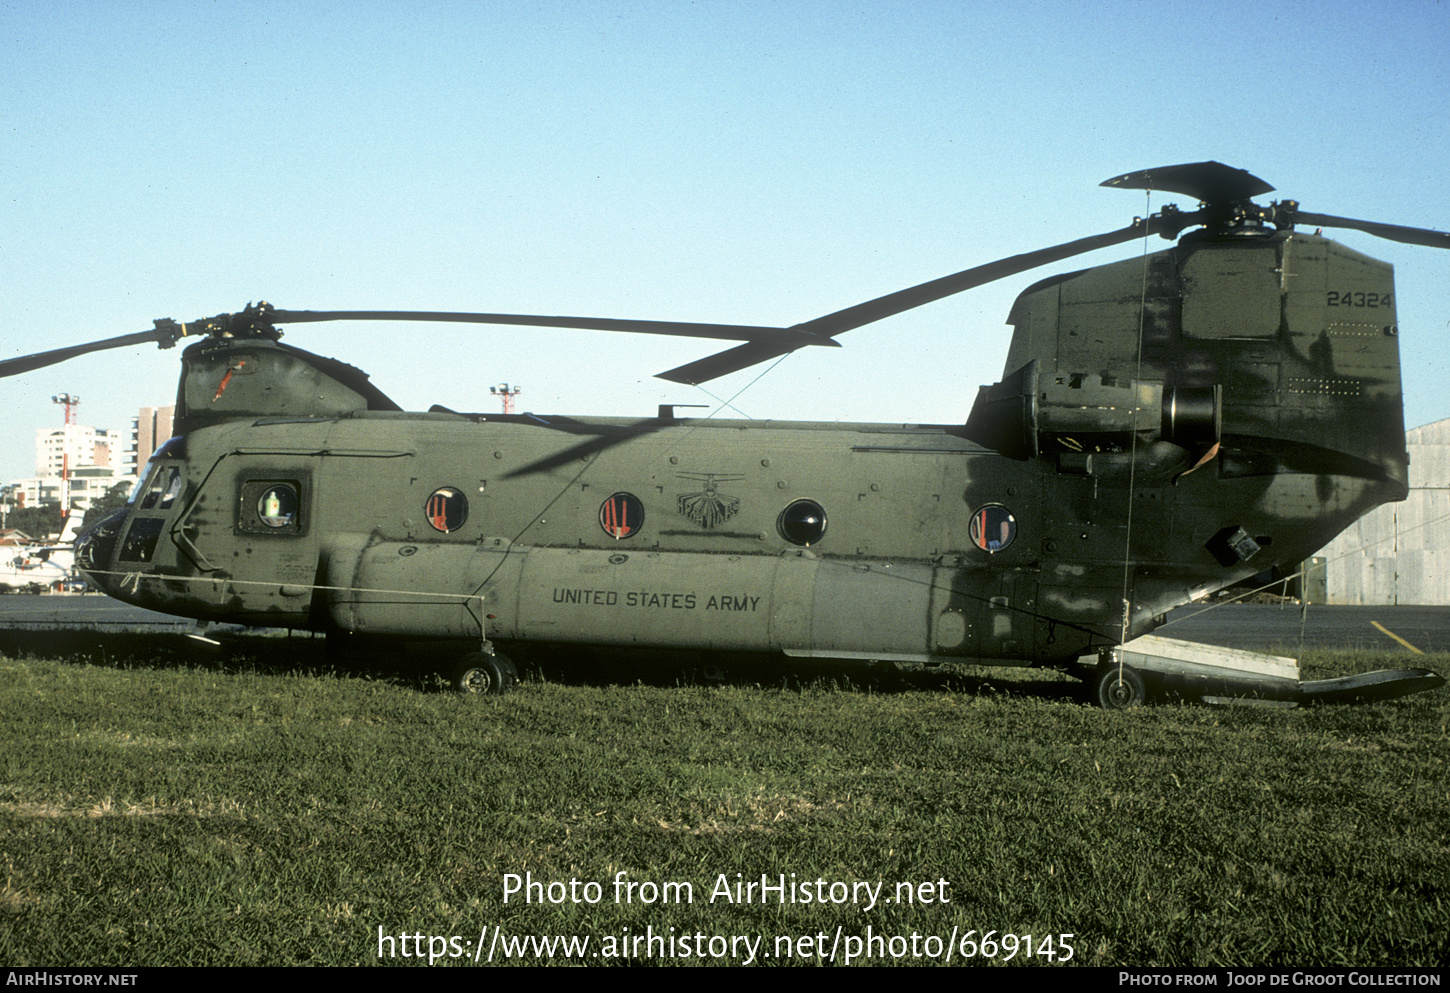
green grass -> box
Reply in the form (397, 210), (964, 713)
(0, 637), (1445, 967)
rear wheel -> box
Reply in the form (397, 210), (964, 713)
(1094, 662), (1145, 709)
(451, 652), (517, 695)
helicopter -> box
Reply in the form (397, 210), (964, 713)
(4, 161), (1446, 706)
(0, 514), (82, 594)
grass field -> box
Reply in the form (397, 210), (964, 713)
(0, 633), (1445, 967)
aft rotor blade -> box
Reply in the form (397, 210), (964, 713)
(656, 219), (1159, 385)
(1291, 212), (1450, 250)
(0, 328), (174, 379)
(267, 309), (839, 349)
(1100, 161), (1275, 204)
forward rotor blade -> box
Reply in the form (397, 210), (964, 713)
(1291, 212), (1450, 250)
(267, 309), (839, 349)
(0, 328), (174, 379)
(657, 219), (1160, 385)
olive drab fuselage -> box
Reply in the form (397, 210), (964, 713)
(77, 230), (1408, 668)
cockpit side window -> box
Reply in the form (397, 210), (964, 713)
(128, 439), (188, 507)
(162, 468), (184, 508)
(139, 466), (183, 511)
(119, 461), (188, 563)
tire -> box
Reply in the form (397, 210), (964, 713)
(451, 651), (517, 695)
(1094, 662), (1146, 710)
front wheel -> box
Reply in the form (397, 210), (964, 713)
(450, 652), (518, 695)
(1094, 662), (1145, 709)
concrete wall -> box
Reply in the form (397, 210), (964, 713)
(1314, 418), (1450, 605)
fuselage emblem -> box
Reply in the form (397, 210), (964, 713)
(677, 473), (744, 529)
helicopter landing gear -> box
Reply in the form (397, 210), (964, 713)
(1093, 662), (1145, 710)
(451, 651), (518, 695)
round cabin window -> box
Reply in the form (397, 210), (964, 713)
(426, 487), (469, 533)
(599, 492), (645, 539)
(257, 484), (299, 529)
(969, 504), (1016, 553)
(778, 499), (828, 546)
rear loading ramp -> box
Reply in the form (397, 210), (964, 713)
(1086, 634), (1443, 707)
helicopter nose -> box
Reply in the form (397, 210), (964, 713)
(74, 509), (129, 594)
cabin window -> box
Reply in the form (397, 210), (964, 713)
(237, 475), (309, 536)
(970, 504), (1017, 553)
(426, 487), (468, 533)
(778, 499), (827, 546)
(599, 492), (644, 539)
(257, 484), (300, 528)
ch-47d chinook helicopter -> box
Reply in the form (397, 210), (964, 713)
(4, 162), (1446, 706)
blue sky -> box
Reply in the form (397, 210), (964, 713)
(4, 0), (1448, 485)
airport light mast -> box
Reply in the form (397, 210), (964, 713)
(51, 393), (80, 510)
(490, 383), (521, 415)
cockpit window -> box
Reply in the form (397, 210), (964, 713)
(160, 468), (184, 508)
(139, 466), (183, 511)
(119, 518), (166, 563)
(127, 469), (151, 506)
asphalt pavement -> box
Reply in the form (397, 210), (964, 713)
(0, 593), (194, 631)
(1160, 602), (1450, 654)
